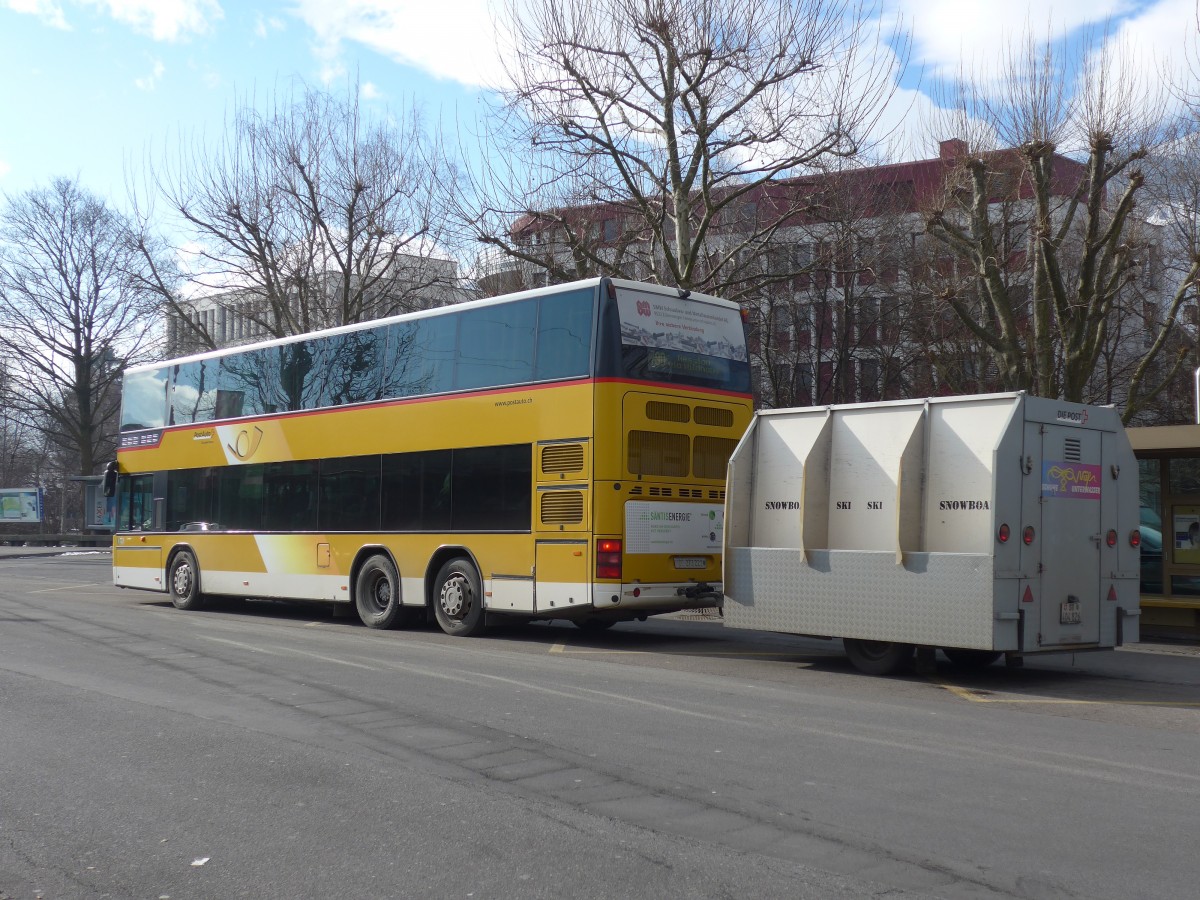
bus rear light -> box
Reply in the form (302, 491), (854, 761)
(1129, 529), (1141, 548)
(1106, 529), (1117, 547)
(597, 539), (622, 580)
(1023, 526), (1035, 545)
(997, 523), (1010, 543)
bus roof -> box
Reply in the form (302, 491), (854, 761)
(127, 277), (740, 376)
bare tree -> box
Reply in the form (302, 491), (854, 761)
(133, 82), (454, 353)
(0, 178), (160, 476)
(747, 166), (932, 406)
(456, 0), (907, 298)
(923, 31), (1200, 421)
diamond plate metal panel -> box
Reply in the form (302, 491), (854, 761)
(725, 548), (995, 648)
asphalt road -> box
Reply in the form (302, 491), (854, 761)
(2, 554), (1198, 900)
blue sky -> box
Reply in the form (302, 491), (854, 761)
(0, 0), (1193, 205)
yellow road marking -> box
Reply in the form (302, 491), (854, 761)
(930, 678), (1200, 706)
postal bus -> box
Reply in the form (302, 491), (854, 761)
(109, 277), (753, 635)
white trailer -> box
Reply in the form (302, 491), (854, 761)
(722, 393), (1141, 675)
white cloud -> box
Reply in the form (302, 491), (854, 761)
(78, 0), (223, 41)
(289, 0), (507, 88)
(0, 158), (11, 179)
(4, 0), (69, 29)
(360, 80), (382, 100)
(889, 0), (1138, 81)
(254, 11), (284, 39)
(134, 57), (165, 90)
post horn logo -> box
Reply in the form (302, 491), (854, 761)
(228, 426), (265, 461)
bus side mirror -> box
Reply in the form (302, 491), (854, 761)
(102, 461), (118, 498)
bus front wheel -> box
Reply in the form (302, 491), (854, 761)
(355, 554), (408, 629)
(433, 557), (486, 637)
(169, 550), (206, 611)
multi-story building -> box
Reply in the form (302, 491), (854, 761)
(482, 139), (1181, 414)
(165, 252), (470, 356)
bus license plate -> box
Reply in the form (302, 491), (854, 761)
(1060, 600), (1082, 625)
(674, 557), (707, 570)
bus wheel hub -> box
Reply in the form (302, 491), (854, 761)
(441, 577), (467, 617)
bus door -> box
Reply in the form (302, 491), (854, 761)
(113, 472), (164, 591)
(1035, 423), (1103, 646)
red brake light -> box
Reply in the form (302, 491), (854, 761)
(997, 523), (1010, 543)
(1130, 529), (1141, 548)
(1106, 529), (1118, 547)
(596, 539), (622, 580)
(1023, 526), (1035, 545)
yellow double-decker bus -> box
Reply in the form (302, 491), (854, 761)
(110, 277), (752, 635)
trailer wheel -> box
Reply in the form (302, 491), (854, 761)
(843, 639), (914, 676)
(943, 648), (1002, 669)
(432, 557), (486, 637)
(573, 617), (616, 632)
(168, 550), (205, 611)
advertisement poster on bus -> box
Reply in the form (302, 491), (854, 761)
(0, 488), (43, 523)
(625, 501), (724, 555)
(617, 290), (747, 362)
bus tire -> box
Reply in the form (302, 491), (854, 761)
(355, 554), (406, 629)
(843, 639), (914, 676)
(169, 550), (205, 611)
(432, 557), (486, 637)
(943, 648), (1002, 669)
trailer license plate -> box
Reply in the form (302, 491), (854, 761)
(1060, 600), (1082, 625)
(674, 557), (707, 570)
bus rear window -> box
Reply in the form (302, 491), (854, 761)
(613, 288), (749, 393)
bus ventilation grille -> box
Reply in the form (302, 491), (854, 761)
(1064, 437), (1082, 462)
(629, 430), (689, 477)
(540, 491), (584, 525)
(542, 443), (585, 474)
(646, 401), (690, 423)
(709, 489), (726, 500)
(648, 487), (673, 497)
(693, 436), (739, 479)
(694, 406), (734, 427)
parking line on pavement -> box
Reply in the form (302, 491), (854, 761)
(29, 582), (104, 593)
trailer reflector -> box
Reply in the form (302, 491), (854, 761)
(1022, 585), (1034, 603)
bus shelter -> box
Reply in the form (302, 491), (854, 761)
(1127, 425), (1200, 638)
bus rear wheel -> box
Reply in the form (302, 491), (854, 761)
(843, 639), (914, 676)
(355, 554), (408, 629)
(169, 550), (206, 611)
(433, 557), (486, 637)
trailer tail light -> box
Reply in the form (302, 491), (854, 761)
(997, 523), (1010, 543)
(1129, 529), (1141, 548)
(1106, 529), (1118, 547)
(596, 539), (622, 580)
(1023, 526), (1035, 545)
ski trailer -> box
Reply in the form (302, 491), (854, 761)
(722, 393), (1141, 675)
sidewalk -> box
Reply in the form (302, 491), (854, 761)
(0, 545), (111, 559)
